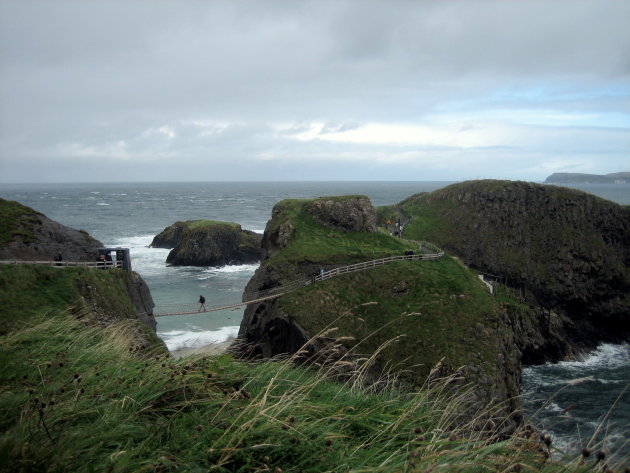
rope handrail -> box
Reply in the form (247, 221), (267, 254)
(154, 242), (444, 316)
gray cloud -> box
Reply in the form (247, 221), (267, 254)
(0, 0), (628, 182)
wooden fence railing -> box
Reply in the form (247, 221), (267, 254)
(0, 260), (122, 269)
(154, 244), (444, 316)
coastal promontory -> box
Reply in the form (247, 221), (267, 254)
(236, 183), (630, 435)
(0, 197), (103, 262)
(397, 180), (630, 361)
(150, 220), (262, 266)
(545, 171), (630, 184)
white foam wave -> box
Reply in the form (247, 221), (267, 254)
(97, 202), (110, 206)
(545, 402), (563, 413)
(202, 263), (259, 274)
(108, 234), (169, 276)
(551, 343), (630, 371)
(158, 326), (239, 351)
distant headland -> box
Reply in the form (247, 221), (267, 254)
(545, 171), (630, 184)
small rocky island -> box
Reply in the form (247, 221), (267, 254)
(150, 220), (262, 266)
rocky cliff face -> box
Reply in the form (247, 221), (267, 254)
(239, 196), (381, 355)
(400, 180), (630, 358)
(0, 198), (103, 262)
(151, 220), (262, 267)
(122, 271), (158, 333)
(308, 196), (378, 233)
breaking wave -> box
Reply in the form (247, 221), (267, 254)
(158, 326), (239, 351)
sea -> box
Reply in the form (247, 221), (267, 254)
(0, 181), (628, 463)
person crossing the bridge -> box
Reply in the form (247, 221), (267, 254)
(198, 295), (206, 312)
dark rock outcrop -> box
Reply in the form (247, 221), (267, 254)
(123, 271), (157, 333)
(0, 198), (103, 262)
(308, 195), (378, 233)
(151, 220), (262, 267)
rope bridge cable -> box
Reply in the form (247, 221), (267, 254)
(153, 242), (444, 317)
(153, 293), (286, 317)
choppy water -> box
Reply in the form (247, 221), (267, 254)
(1, 180), (628, 460)
(522, 343), (630, 463)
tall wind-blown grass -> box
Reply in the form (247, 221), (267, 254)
(0, 311), (625, 472)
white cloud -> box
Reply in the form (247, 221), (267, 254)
(0, 0), (628, 183)
(299, 122), (511, 149)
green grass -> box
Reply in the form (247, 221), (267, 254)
(0, 264), (618, 471)
(375, 204), (402, 227)
(187, 220), (241, 231)
(0, 198), (43, 245)
(0, 309), (604, 472)
(0, 266), (134, 333)
(280, 256), (500, 383)
(264, 199), (418, 266)
(0, 265), (163, 354)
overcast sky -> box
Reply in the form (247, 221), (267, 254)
(0, 0), (628, 183)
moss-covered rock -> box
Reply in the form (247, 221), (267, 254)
(0, 198), (102, 262)
(399, 180), (630, 356)
(151, 220), (262, 267)
(307, 195), (378, 233)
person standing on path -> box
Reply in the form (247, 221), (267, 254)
(198, 295), (206, 312)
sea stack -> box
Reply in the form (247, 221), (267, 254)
(151, 220), (263, 267)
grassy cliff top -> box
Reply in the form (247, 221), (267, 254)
(399, 178), (630, 264)
(185, 220), (242, 231)
(0, 198), (43, 245)
(280, 255), (501, 383)
(264, 197), (416, 266)
(0, 265), (162, 347)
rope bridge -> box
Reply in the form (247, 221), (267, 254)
(153, 242), (444, 317)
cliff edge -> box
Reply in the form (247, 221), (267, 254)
(0, 198), (160, 339)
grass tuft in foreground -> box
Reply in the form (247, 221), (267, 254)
(1, 309), (622, 472)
